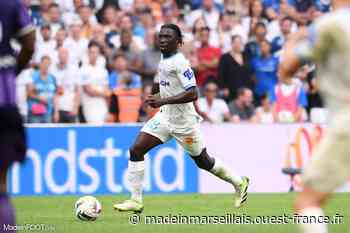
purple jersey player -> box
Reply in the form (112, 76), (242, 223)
(0, 0), (35, 232)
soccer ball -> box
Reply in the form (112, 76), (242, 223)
(74, 196), (102, 221)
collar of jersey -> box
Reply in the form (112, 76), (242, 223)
(161, 52), (178, 60)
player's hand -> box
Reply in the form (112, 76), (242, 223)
(145, 94), (165, 108)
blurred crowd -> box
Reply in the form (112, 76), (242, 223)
(17, 0), (330, 124)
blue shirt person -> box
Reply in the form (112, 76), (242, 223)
(27, 56), (57, 123)
(109, 54), (142, 90)
(251, 40), (279, 100)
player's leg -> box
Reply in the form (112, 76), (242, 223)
(0, 192), (16, 233)
(128, 132), (164, 203)
(0, 168), (7, 195)
(295, 188), (330, 233)
(192, 148), (249, 208)
(114, 113), (170, 212)
(295, 126), (350, 233)
(173, 126), (249, 208)
(0, 167), (16, 230)
(0, 106), (27, 229)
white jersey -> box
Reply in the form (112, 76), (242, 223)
(155, 52), (201, 127)
(297, 7), (350, 118)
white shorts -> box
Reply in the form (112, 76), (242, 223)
(302, 110), (350, 192)
(141, 113), (204, 156)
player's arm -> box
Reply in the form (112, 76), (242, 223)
(16, 29), (35, 75)
(15, 0), (36, 74)
(160, 86), (198, 104)
(278, 27), (310, 82)
(146, 86), (198, 108)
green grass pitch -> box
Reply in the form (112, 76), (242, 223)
(12, 193), (348, 233)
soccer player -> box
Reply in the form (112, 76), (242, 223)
(114, 24), (249, 213)
(0, 0), (35, 230)
(278, 1), (350, 232)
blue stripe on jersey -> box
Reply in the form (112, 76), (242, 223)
(184, 84), (196, 90)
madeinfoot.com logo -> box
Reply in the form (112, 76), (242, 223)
(129, 213), (344, 225)
(3, 223), (56, 232)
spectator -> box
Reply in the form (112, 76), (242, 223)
(228, 87), (255, 123)
(244, 21), (267, 62)
(31, 0), (53, 25)
(63, 19), (88, 67)
(314, 0), (331, 13)
(218, 35), (253, 101)
(251, 39), (279, 104)
(54, 28), (67, 49)
(266, 14), (297, 45)
(218, 11), (247, 53)
(109, 14), (146, 51)
(292, 0), (315, 25)
(61, 0), (94, 26)
(47, 3), (64, 36)
(80, 42), (110, 123)
(270, 17), (293, 55)
(90, 24), (112, 61)
(16, 68), (34, 122)
(186, 0), (220, 31)
(101, 5), (117, 34)
(159, 3), (180, 27)
(108, 71), (142, 123)
(134, 29), (161, 83)
(255, 93), (274, 123)
(51, 47), (80, 123)
(196, 82), (231, 123)
(263, 0), (297, 21)
(270, 79), (308, 123)
(242, 0), (268, 37)
(113, 29), (142, 69)
(137, 7), (156, 36)
(78, 5), (94, 38)
(194, 26), (221, 87)
(34, 23), (56, 64)
(109, 53), (142, 90)
(27, 56), (58, 123)
(191, 17), (219, 48)
(301, 65), (326, 123)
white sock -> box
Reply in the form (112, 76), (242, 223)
(128, 160), (145, 203)
(210, 158), (243, 189)
(299, 207), (328, 233)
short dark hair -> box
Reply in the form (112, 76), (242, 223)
(161, 23), (183, 44)
(112, 52), (126, 61)
(49, 3), (60, 9)
(88, 41), (101, 50)
(237, 87), (249, 97)
(281, 16), (293, 23)
(260, 93), (269, 101)
(255, 21), (266, 30)
(78, 4), (91, 12)
(41, 55), (51, 62)
(260, 39), (271, 46)
(231, 34), (242, 43)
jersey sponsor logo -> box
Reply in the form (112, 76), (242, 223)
(160, 80), (170, 87)
(183, 69), (194, 80)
